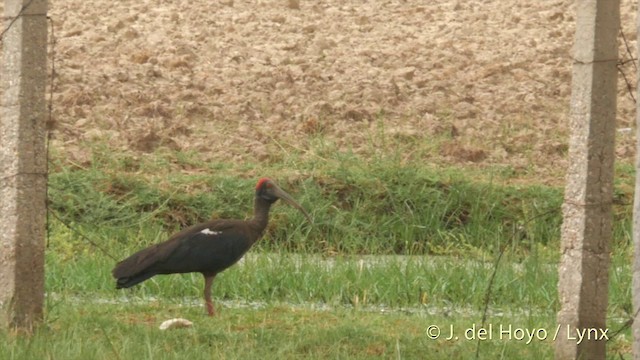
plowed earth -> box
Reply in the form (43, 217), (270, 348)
(5, 1), (640, 184)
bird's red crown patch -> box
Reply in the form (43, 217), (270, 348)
(256, 177), (271, 190)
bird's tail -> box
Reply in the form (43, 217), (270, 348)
(115, 271), (157, 289)
(112, 243), (167, 288)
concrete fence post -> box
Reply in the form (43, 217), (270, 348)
(555, 1), (619, 359)
(0, 0), (49, 331)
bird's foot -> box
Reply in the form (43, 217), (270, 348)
(206, 301), (216, 317)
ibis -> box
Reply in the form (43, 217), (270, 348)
(112, 178), (311, 316)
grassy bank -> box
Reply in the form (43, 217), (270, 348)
(48, 146), (577, 257)
(46, 144), (634, 260)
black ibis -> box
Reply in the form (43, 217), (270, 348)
(112, 178), (311, 316)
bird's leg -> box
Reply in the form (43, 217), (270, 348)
(203, 273), (217, 316)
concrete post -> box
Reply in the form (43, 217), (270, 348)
(0, 0), (49, 331)
(555, 1), (619, 359)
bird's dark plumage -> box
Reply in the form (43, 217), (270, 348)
(112, 178), (311, 316)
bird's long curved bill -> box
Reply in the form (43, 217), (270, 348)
(273, 186), (312, 223)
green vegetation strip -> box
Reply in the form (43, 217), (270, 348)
(46, 147), (589, 256)
(2, 147), (633, 358)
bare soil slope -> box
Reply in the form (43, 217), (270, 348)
(28, 1), (640, 182)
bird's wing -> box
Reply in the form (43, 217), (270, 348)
(112, 220), (238, 279)
(152, 228), (250, 274)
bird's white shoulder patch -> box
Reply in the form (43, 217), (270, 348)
(201, 228), (221, 236)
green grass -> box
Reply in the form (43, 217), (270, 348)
(2, 302), (565, 359)
(47, 145), (576, 256)
(47, 248), (561, 311)
(5, 246), (634, 359)
(2, 144), (636, 358)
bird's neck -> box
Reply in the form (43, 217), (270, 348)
(250, 196), (273, 233)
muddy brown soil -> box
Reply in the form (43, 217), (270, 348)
(14, 1), (640, 183)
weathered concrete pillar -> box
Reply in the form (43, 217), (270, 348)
(555, 1), (619, 359)
(0, 0), (49, 331)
